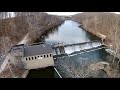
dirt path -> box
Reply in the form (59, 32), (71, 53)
(18, 33), (29, 44)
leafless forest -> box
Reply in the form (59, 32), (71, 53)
(72, 12), (120, 62)
(0, 12), (64, 55)
(1, 12), (120, 78)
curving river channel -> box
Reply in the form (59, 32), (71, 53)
(27, 20), (109, 78)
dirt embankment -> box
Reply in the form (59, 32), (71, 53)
(0, 12), (65, 55)
(72, 12), (120, 59)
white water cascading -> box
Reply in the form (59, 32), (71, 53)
(64, 41), (102, 54)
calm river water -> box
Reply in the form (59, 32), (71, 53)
(27, 20), (109, 78)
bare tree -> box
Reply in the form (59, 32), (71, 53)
(55, 57), (106, 78)
(72, 12), (120, 63)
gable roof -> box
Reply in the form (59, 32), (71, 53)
(24, 44), (53, 57)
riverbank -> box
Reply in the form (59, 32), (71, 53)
(72, 12), (120, 77)
(72, 19), (116, 56)
(39, 20), (111, 78)
(72, 13), (120, 57)
(0, 13), (65, 78)
(72, 19), (106, 41)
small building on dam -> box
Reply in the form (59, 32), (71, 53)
(9, 43), (54, 70)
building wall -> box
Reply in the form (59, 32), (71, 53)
(22, 53), (54, 69)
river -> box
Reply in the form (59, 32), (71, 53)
(27, 20), (109, 78)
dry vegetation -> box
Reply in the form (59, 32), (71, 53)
(0, 63), (28, 78)
(0, 12), (64, 55)
(72, 12), (120, 61)
(1, 12), (120, 78)
(55, 55), (120, 78)
(55, 58), (108, 78)
(72, 12), (120, 77)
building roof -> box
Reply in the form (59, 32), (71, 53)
(24, 44), (53, 57)
(10, 44), (24, 53)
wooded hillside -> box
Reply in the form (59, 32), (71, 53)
(0, 12), (64, 55)
(72, 12), (120, 59)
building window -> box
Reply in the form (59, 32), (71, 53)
(32, 57), (34, 60)
(44, 55), (46, 58)
(38, 56), (39, 58)
(29, 57), (31, 60)
(35, 56), (37, 59)
(41, 55), (42, 57)
(26, 58), (28, 61)
(50, 54), (52, 57)
(47, 54), (49, 58)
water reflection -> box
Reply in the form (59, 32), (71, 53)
(33, 20), (108, 78)
(45, 20), (92, 44)
(55, 48), (109, 78)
